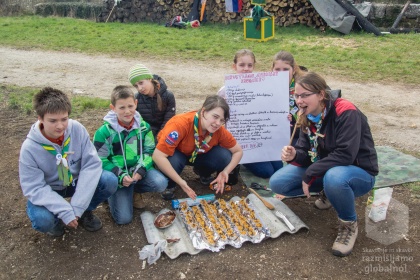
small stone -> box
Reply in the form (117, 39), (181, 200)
(179, 272), (186, 279)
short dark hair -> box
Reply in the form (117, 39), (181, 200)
(201, 95), (230, 122)
(111, 85), (135, 106)
(33, 87), (72, 119)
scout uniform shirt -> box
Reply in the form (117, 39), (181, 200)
(156, 111), (237, 157)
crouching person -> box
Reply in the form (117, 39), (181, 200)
(93, 85), (168, 225)
(19, 87), (118, 237)
(269, 72), (378, 257)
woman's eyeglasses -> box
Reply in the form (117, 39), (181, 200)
(294, 92), (317, 100)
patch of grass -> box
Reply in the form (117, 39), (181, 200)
(2, 85), (109, 116)
(0, 16), (419, 84)
(403, 182), (420, 194)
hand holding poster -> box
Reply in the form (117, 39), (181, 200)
(225, 71), (290, 164)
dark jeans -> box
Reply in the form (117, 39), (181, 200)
(242, 160), (283, 178)
(167, 146), (232, 188)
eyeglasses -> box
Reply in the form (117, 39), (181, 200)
(203, 113), (226, 125)
(293, 92), (317, 100)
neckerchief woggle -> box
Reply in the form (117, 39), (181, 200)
(189, 110), (213, 163)
(289, 78), (299, 120)
(41, 136), (73, 186)
(307, 107), (326, 163)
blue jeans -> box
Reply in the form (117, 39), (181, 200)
(26, 170), (118, 233)
(167, 146), (232, 188)
(242, 160), (283, 178)
(108, 169), (168, 225)
(269, 164), (375, 221)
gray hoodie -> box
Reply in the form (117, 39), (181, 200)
(19, 119), (102, 225)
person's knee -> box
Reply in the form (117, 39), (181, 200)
(155, 177), (168, 193)
(99, 171), (119, 195)
(112, 212), (133, 225)
(31, 214), (56, 232)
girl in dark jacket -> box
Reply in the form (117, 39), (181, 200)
(128, 64), (176, 139)
(269, 72), (378, 257)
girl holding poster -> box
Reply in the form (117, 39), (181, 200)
(269, 72), (378, 257)
(271, 50), (306, 146)
(219, 49), (283, 179)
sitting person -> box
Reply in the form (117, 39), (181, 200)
(93, 85), (168, 224)
(128, 64), (176, 202)
(269, 72), (378, 257)
(19, 87), (118, 237)
(152, 95), (243, 200)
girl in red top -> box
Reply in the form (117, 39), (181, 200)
(153, 95), (243, 200)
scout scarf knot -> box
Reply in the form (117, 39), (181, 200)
(306, 107), (326, 163)
(41, 136), (73, 186)
(189, 110), (213, 163)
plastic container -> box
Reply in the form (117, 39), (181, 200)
(171, 194), (216, 209)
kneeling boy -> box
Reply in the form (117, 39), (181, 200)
(19, 87), (118, 237)
(93, 85), (168, 225)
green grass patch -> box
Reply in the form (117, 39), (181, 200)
(1, 85), (109, 116)
(0, 16), (419, 85)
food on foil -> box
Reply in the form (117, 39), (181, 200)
(178, 198), (269, 251)
(154, 210), (176, 229)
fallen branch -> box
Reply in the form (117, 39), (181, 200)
(391, 1), (411, 29)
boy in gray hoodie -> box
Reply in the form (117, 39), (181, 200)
(19, 87), (118, 237)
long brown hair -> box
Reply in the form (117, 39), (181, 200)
(272, 51), (303, 79)
(295, 72), (331, 131)
(151, 79), (163, 111)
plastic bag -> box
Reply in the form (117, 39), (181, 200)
(368, 187), (393, 222)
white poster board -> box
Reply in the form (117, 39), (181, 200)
(225, 71), (290, 164)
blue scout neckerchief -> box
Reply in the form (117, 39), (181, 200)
(306, 108), (326, 163)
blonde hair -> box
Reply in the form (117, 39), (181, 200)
(233, 49), (256, 64)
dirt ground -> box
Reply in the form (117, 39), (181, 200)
(0, 47), (419, 279)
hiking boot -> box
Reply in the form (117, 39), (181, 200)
(314, 190), (332, 210)
(161, 187), (175, 201)
(79, 211), (102, 232)
(47, 221), (65, 237)
(332, 219), (358, 257)
(133, 193), (146, 209)
(193, 167), (213, 186)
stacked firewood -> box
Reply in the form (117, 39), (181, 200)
(98, 0), (326, 30)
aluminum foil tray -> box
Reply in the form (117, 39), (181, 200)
(140, 194), (309, 259)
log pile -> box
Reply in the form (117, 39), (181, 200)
(98, 0), (327, 30)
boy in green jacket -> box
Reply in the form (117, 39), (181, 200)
(93, 85), (168, 224)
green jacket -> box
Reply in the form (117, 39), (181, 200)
(93, 111), (155, 187)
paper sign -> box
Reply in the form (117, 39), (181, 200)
(225, 71), (290, 164)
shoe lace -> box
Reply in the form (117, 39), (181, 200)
(336, 223), (355, 245)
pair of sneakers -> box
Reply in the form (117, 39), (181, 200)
(47, 211), (102, 236)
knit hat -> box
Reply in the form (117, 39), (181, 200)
(128, 64), (153, 85)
